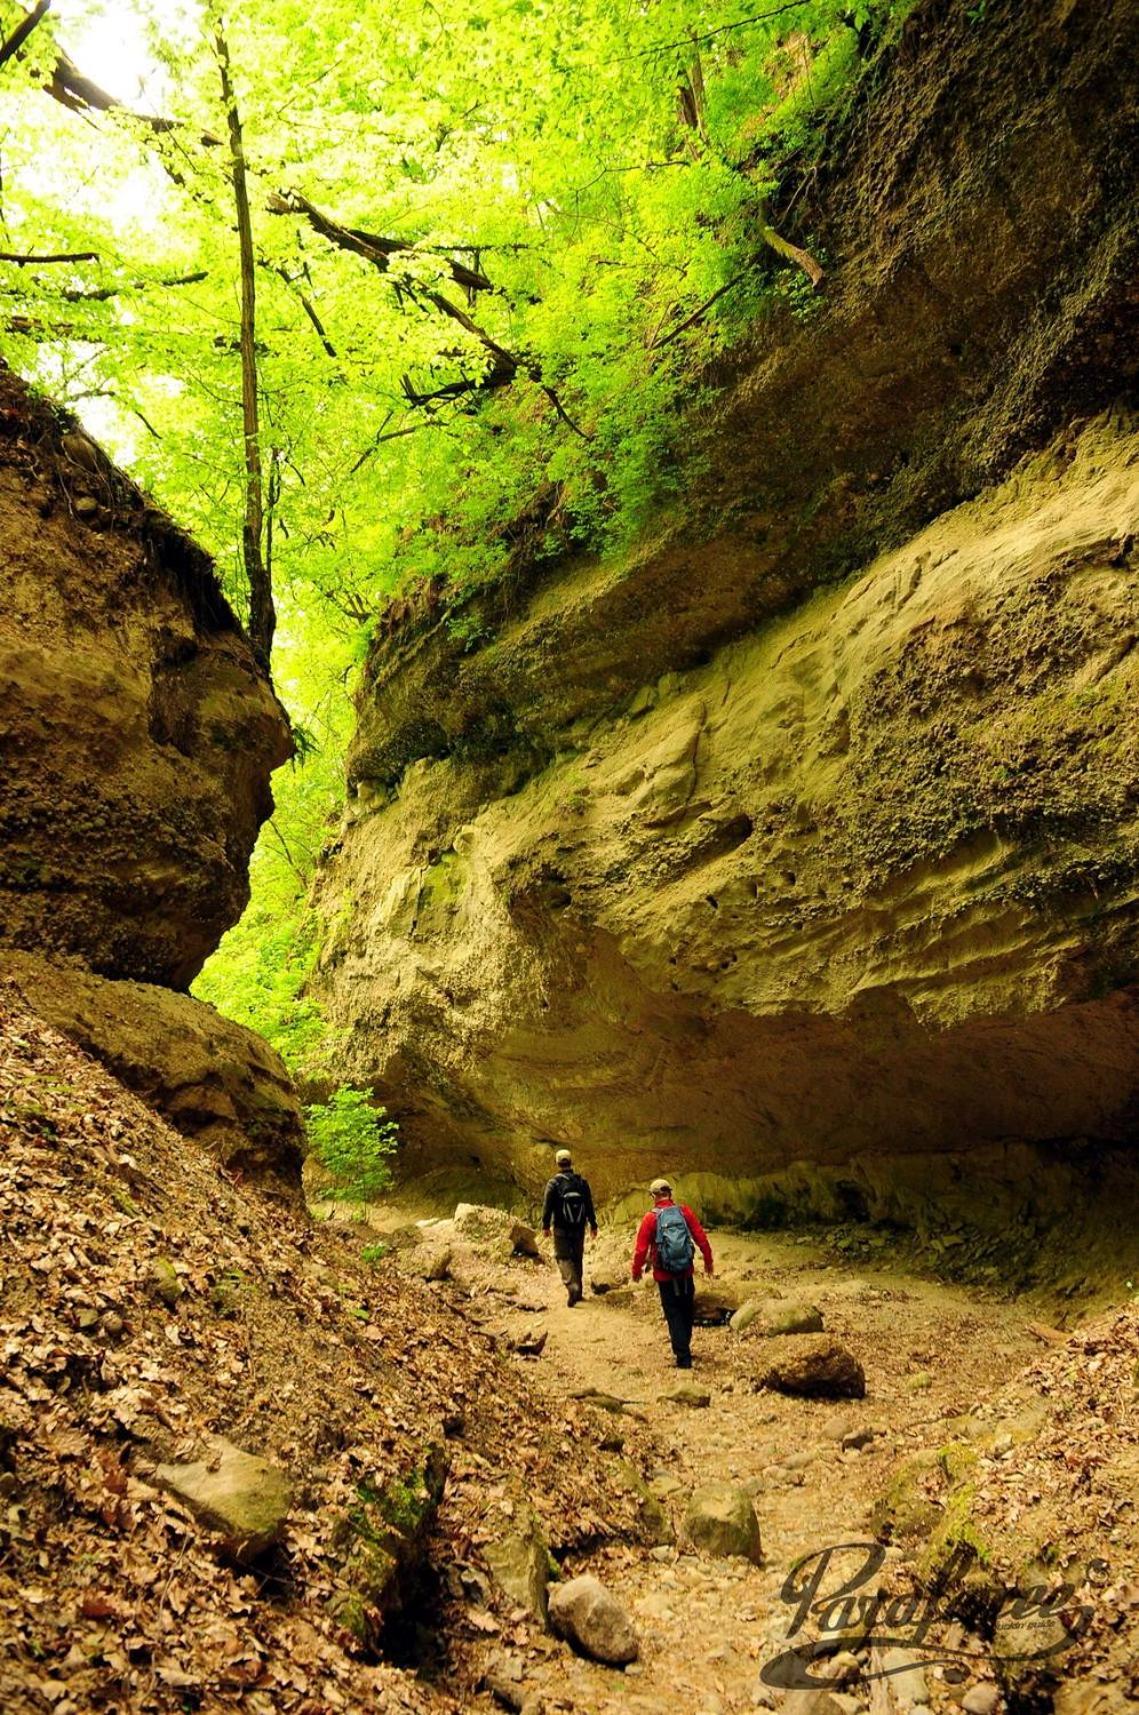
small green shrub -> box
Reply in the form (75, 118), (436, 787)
(360, 1242), (387, 1266)
(306, 1088), (398, 1203)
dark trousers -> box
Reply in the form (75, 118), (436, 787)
(553, 1230), (585, 1301)
(658, 1274), (695, 1363)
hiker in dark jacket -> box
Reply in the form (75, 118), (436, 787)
(542, 1149), (598, 1306)
(631, 1177), (714, 1368)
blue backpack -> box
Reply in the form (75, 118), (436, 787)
(654, 1203), (695, 1274)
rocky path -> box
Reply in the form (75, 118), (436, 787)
(430, 1218), (1044, 1715)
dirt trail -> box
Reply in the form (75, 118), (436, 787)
(429, 1218), (1045, 1715)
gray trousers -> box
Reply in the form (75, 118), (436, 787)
(553, 1229), (585, 1297)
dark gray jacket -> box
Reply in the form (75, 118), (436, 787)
(542, 1169), (597, 1234)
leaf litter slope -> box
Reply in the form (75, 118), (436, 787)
(0, 995), (648, 1714)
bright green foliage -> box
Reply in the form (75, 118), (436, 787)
(0, 0), (896, 614)
(306, 1088), (398, 1202)
(192, 614), (353, 1075)
(0, 0), (902, 1056)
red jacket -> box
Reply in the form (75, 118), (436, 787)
(632, 1198), (714, 1283)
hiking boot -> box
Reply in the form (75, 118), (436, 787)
(676, 1354), (693, 1369)
(567, 1287), (582, 1307)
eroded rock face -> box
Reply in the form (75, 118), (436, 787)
(312, 1), (1139, 1237)
(0, 366), (291, 988)
(314, 418), (1139, 1227)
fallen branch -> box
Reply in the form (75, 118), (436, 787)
(760, 218), (825, 287)
(649, 220), (823, 354)
(649, 269), (750, 351)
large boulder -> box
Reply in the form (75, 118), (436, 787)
(758, 1336), (866, 1400)
(683, 1483), (763, 1562)
(153, 1435), (291, 1561)
(0, 364), (290, 988)
(548, 1573), (639, 1665)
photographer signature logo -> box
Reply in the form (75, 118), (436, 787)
(762, 1541), (1101, 1689)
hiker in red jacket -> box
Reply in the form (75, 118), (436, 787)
(631, 1177), (713, 1369)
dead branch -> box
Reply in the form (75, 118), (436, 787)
(0, 249), (99, 264)
(267, 189), (492, 294)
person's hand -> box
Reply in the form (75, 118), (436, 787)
(704, 1262), (714, 1276)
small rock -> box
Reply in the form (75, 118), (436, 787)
(154, 1435), (291, 1560)
(649, 1474), (684, 1499)
(731, 1301), (761, 1333)
(693, 1283), (744, 1325)
(841, 1427), (876, 1452)
(76, 1308), (100, 1333)
(148, 1257), (183, 1307)
(100, 1311), (124, 1338)
(452, 1204), (539, 1259)
(509, 1221), (540, 1259)
(570, 1387), (628, 1414)
(659, 1383), (711, 1408)
(649, 1544), (674, 1562)
(684, 1483), (763, 1563)
(881, 1647), (928, 1705)
(483, 1650), (526, 1711)
(761, 1300), (825, 1336)
(824, 1650), (861, 1684)
(484, 1512), (550, 1622)
(548, 1573), (639, 1665)
(962, 1687), (999, 1715)
(759, 1337), (866, 1400)
(906, 1370), (933, 1394)
(406, 1245), (452, 1282)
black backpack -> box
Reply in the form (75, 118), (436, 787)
(555, 1172), (589, 1230)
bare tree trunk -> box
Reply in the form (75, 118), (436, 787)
(215, 23), (275, 671)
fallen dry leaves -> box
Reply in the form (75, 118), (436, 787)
(0, 994), (649, 1714)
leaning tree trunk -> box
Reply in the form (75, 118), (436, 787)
(215, 23), (275, 671)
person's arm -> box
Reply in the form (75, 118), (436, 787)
(631, 1210), (656, 1281)
(541, 1178), (558, 1233)
(682, 1206), (714, 1274)
(584, 1178), (598, 1235)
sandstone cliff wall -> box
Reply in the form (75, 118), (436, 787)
(312, 0), (1139, 1237)
(0, 364), (303, 1178)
